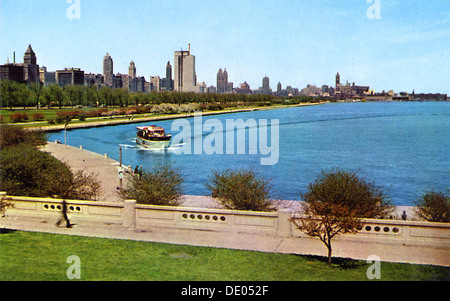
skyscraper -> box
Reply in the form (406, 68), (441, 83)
(56, 68), (84, 87)
(23, 44), (37, 65)
(217, 68), (233, 93)
(261, 76), (271, 95)
(128, 61), (137, 92)
(174, 44), (198, 92)
(162, 61), (173, 91)
(103, 53), (114, 87)
(23, 44), (40, 85)
(217, 68), (228, 93)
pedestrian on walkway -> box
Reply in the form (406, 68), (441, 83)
(56, 200), (73, 228)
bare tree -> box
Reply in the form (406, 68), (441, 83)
(292, 168), (391, 266)
(292, 201), (361, 266)
(64, 170), (103, 202)
(0, 196), (14, 217)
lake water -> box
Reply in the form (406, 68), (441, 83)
(47, 102), (450, 206)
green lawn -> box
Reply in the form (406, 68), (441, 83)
(1, 107), (146, 127)
(0, 107), (237, 128)
(0, 231), (448, 281)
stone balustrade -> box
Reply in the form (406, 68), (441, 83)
(2, 193), (449, 249)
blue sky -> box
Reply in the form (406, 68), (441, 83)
(1, 0), (449, 94)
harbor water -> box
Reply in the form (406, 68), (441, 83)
(47, 101), (450, 206)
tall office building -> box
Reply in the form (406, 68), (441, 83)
(103, 53), (114, 87)
(217, 68), (233, 93)
(174, 44), (198, 92)
(128, 61), (137, 92)
(1, 45), (39, 85)
(39, 66), (56, 87)
(261, 76), (271, 94)
(162, 61), (173, 91)
(335, 72), (341, 89)
(23, 44), (40, 85)
(217, 68), (227, 93)
(56, 68), (84, 87)
(150, 76), (161, 92)
(23, 44), (37, 65)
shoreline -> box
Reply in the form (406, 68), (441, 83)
(27, 102), (327, 132)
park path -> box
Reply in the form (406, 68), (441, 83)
(41, 142), (123, 202)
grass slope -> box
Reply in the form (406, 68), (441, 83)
(0, 231), (448, 281)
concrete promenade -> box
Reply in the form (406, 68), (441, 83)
(2, 142), (447, 267)
(42, 142), (123, 203)
(2, 213), (449, 267)
(41, 142), (232, 208)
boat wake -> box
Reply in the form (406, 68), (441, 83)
(118, 144), (137, 149)
(134, 142), (186, 152)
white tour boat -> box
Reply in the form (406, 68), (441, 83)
(136, 125), (171, 149)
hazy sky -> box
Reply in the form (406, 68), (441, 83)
(1, 0), (449, 94)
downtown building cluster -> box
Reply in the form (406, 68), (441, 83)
(1, 44), (447, 102)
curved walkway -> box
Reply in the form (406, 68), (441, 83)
(42, 142), (123, 202)
(40, 142), (231, 208)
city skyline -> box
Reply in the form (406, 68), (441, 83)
(1, 0), (449, 94)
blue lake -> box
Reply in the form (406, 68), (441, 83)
(47, 102), (450, 206)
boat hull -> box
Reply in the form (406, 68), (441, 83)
(136, 137), (171, 149)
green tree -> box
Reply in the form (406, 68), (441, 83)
(97, 87), (113, 107)
(49, 84), (65, 109)
(301, 168), (393, 219)
(12, 84), (31, 109)
(0, 144), (74, 197)
(0, 80), (16, 110)
(40, 86), (52, 108)
(415, 190), (450, 222)
(0, 125), (102, 200)
(30, 82), (44, 108)
(114, 88), (129, 107)
(0, 124), (46, 150)
(119, 163), (184, 206)
(206, 168), (278, 212)
(64, 85), (84, 108)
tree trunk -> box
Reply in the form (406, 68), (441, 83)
(327, 246), (332, 266)
(326, 237), (333, 266)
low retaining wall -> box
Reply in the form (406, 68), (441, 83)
(2, 193), (450, 249)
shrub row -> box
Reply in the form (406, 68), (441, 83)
(9, 112), (29, 122)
